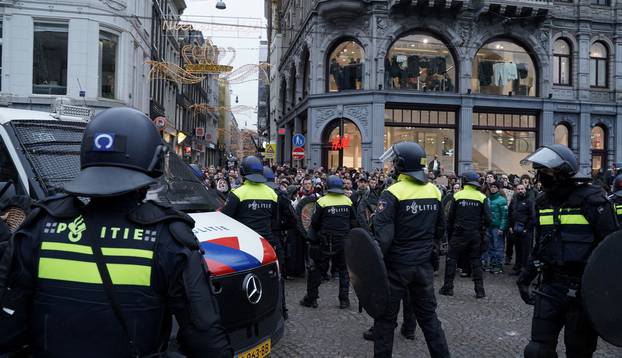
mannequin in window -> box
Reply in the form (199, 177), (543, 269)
(329, 58), (343, 91)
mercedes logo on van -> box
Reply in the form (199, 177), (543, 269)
(243, 273), (263, 305)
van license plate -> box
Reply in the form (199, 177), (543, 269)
(236, 339), (271, 358)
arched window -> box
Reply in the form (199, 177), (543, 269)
(591, 125), (607, 175)
(590, 42), (608, 88)
(321, 118), (362, 169)
(554, 123), (571, 147)
(327, 39), (364, 92)
(385, 33), (456, 92)
(553, 39), (571, 86)
(472, 40), (537, 96)
(290, 65), (297, 107)
(302, 48), (310, 98)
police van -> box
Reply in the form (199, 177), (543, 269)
(0, 107), (283, 357)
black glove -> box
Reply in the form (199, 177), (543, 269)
(517, 282), (535, 305)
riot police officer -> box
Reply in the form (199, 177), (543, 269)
(439, 171), (491, 298)
(264, 166), (297, 319)
(300, 175), (358, 309)
(221, 156), (278, 258)
(7, 107), (232, 357)
(518, 144), (618, 358)
(373, 142), (450, 358)
(608, 174), (622, 223)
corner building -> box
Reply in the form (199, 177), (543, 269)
(268, 0), (622, 176)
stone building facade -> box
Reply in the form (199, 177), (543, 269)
(267, 0), (622, 176)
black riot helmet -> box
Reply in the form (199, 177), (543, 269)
(240, 156), (266, 183)
(613, 174), (622, 197)
(326, 175), (345, 194)
(263, 166), (278, 189)
(63, 107), (167, 197)
(461, 170), (481, 188)
(380, 141), (427, 183)
(521, 144), (579, 179)
(521, 144), (580, 191)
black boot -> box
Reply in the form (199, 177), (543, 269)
(339, 297), (350, 309)
(363, 327), (374, 341)
(400, 325), (415, 340)
(475, 282), (486, 299)
(439, 284), (454, 296)
(300, 295), (318, 308)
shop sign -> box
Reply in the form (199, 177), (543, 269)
(278, 128), (286, 135)
(330, 135), (350, 150)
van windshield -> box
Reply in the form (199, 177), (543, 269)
(10, 120), (221, 212)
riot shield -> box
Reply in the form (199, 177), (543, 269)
(296, 196), (317, 236)
(344, 228), (390, 319)
(582, 231), (622, 347)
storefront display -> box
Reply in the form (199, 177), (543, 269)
(472, 41), (537, 96)
(384, 108), (456, 174)
(591, 125), (607, 175)
(322, 118), (362, 169)
(327, 40), (364, 92)
(472, 112), (537, 174)
(386, 34), (456, 92)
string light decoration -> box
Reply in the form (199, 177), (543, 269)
(219, 63), (271, 84)
(146, 60), (205, 84)
(190, 103), (255, 114)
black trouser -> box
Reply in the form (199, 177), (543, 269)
(443, 234), (484, 289)
(457, 252), (471, 276)
(525, 281), (598, 358)
(513, 230), (532, 272)
(306, 236), (349, 301)
(505, 230), (515, 262)
(401, 291), (416, 333)
(374, 263), (449, 358)
(269, 238), (287, 317)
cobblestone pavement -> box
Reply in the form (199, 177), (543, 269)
(272, 264), (622, 357)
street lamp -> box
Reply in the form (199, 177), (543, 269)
(216, 1), (226, 10)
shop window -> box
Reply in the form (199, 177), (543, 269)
(327, 40), (364, 92)
(554, 123), (571, 147)
(472, 40), (537, 96)
(386, 33), (456, 92)
(99, 31), (118, 99)
(590, 42), (608, 88)
(33, 23), (68, 95)
(591, 125), (607, 176)
(553, 39), (571, 86)
(592, 0), (609, 5)
(385, 108), (457, 175)
(472, 112), (537, 174)
(280, 78), (287, 114)
(321, 119), (362, 169)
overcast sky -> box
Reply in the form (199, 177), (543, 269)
(183, 0), (267, 130)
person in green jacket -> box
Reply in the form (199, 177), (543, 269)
(484, 181), (508, 274)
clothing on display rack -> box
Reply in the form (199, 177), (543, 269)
(492, 62), (517, 86)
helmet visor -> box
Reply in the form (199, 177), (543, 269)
(520, 147), (566, 172)
(379, 146), (396, 163)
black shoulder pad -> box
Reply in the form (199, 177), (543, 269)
(34, 194), (83, 219)
(169, 221), (200, 250)
(128, 200), (194, 226)
(575, 184), (609, 205)
(535, 192), (548, 206)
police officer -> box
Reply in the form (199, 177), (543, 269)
(300, 175), (358, 309)
(7, 107), (232, 357)
(264, 166), (297, 319)
(221, 156), (279, 259)
(518, 144), (618, 358)
(608, 174), (622, 223)
(439, 171), (491, 299)
(373, 142), (450, 358)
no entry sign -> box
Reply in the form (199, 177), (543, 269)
(292, 147), (305, 160)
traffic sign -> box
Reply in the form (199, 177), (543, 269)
(265, 144), (276, 160)
(154, 116), (167, 129)
(292, 147), (305, 160)
(292, 134), (305, 147)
